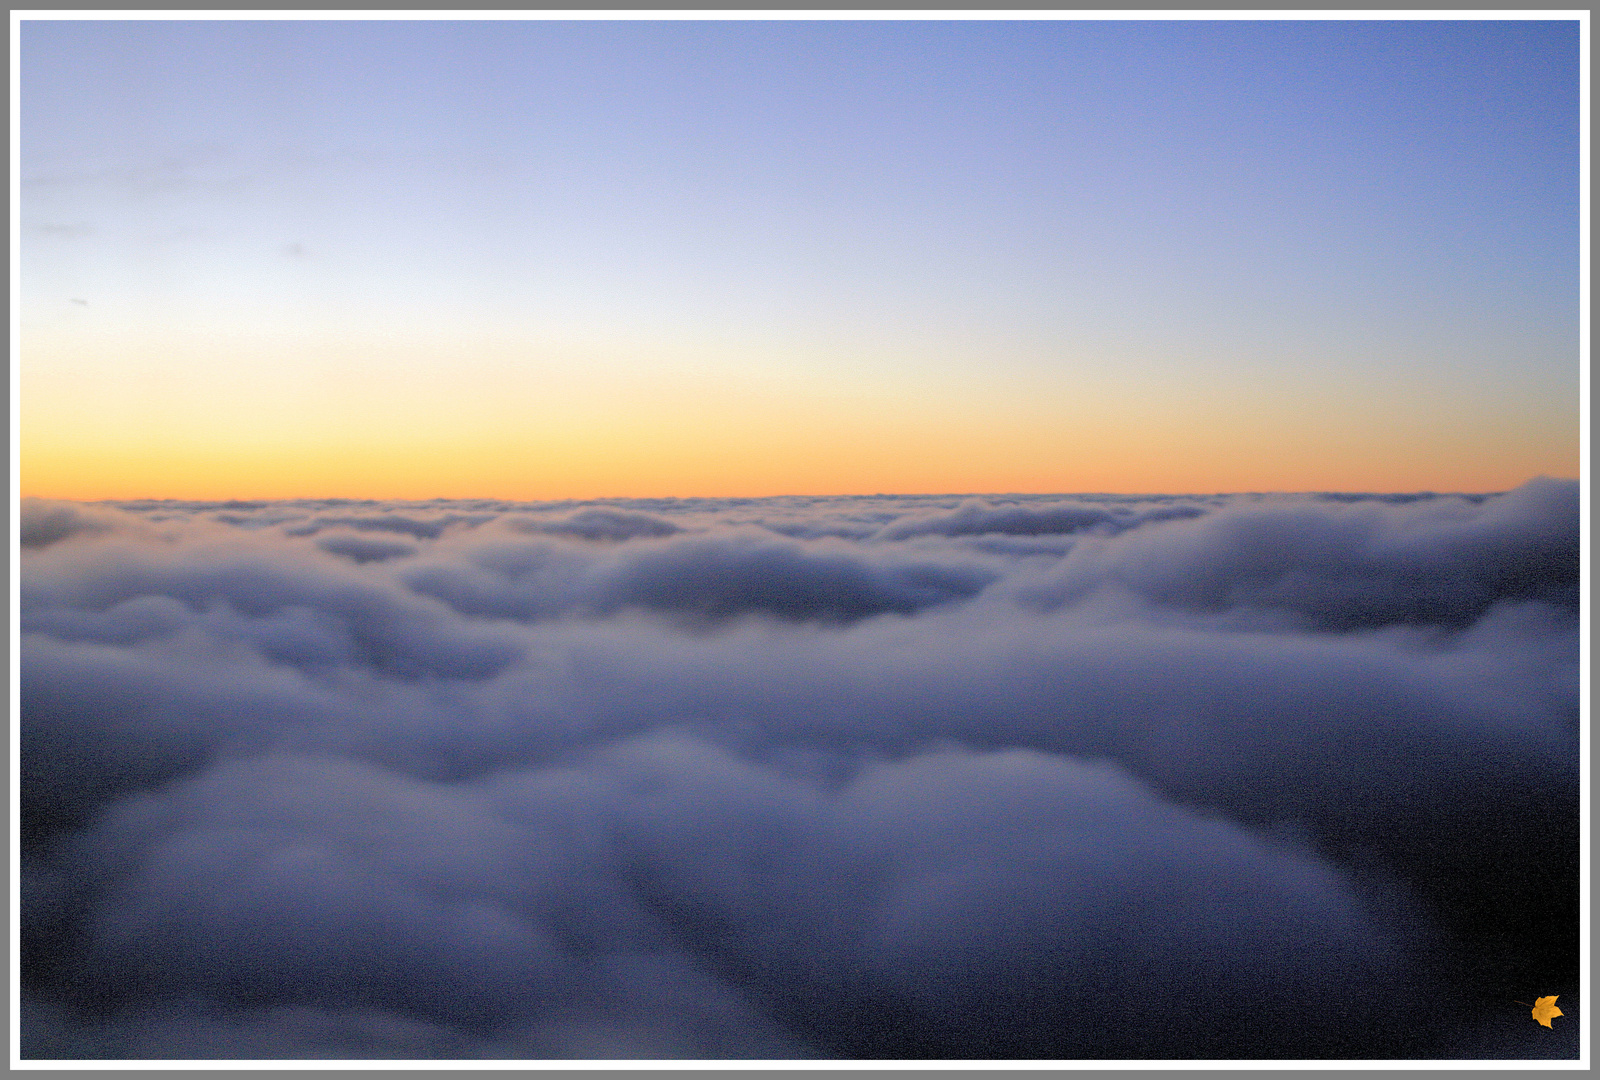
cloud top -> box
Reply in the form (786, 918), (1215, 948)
(20, 480), (1579, 1059)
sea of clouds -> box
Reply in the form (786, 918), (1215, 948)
(18, 478), (1580, 1059)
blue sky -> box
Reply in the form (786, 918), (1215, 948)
(19, 17), (1582, 497)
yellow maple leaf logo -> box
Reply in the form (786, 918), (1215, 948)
(1516, 996), (1564, 1028)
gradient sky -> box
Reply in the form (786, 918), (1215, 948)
(18, 17), (1582, 499)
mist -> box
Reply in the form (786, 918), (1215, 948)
(19, 479), (1580, 1059)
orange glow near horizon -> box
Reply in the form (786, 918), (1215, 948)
(22, 405), (1578, 502)
(21, 326), (1579, 502)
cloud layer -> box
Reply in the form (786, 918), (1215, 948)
(18, 480), (1581, 1059)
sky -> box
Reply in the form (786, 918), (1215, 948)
(17, 479), (1581, 1059)
(17, 17), (1583, 499)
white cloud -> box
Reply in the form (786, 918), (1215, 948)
(19, 480), (1580, 1059)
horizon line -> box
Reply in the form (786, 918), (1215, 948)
(20, 478), (1575, 506)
